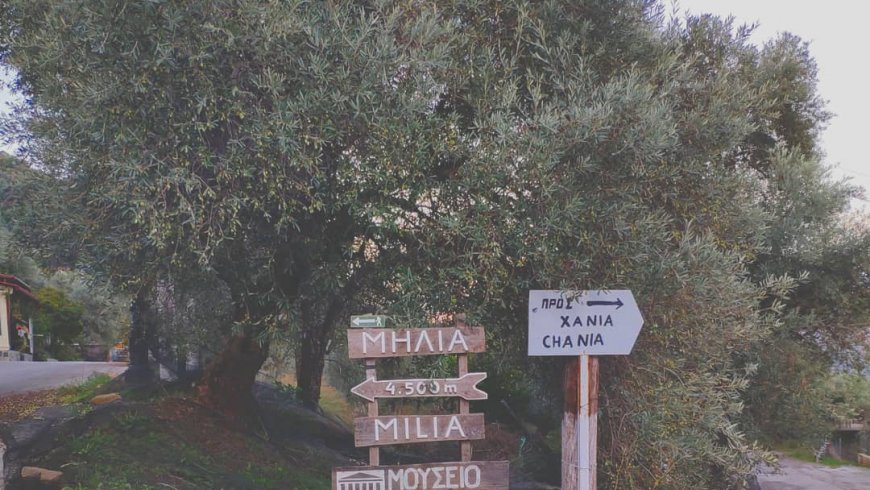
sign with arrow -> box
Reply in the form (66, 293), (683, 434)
(351, 373), (488, 402)
(528, 290), (644, 356)
(351, 314), (388, 328)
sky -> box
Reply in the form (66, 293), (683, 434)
(677, 0), (870, 209)
(0, 67), (19, 155)
(2, 1), (868, 208)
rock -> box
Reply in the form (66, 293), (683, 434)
(20, 466), (62, 483)
(858, 452), (870, 466)
(90, 393), (121, 406)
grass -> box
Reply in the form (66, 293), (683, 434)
(776, 441), (865, 468)
(13, 374), (337, 489)
(29, 396), (333, 489)
(277, 373), (355, 426)
(59, 373), (113, 404)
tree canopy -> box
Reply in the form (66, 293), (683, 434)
(1, 1), (868, 488)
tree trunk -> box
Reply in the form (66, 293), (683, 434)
(125, 286), (154, 383)
(197, 332), (269, 421)
(176, 347), (188, 378)
(295, 329), (328, 410)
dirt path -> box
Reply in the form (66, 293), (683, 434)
(758, 455), (870, 490)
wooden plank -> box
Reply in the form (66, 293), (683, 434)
(365, 359), (380, 466)
(563, 356), (579, 490)
(458, 358), (472, 462)
(455, 315), (473, 462)
(354, 414), (485, 447)
(350, 373), (488, 402)
(333, 461), (509, 490)
(347, 327), (485, 359)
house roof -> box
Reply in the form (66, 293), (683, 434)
(0, 273), (38, 302)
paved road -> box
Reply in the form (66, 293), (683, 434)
(0, 361), (127, 395)
(758, 455), (870, 490)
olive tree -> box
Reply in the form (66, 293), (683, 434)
(1, 0), (477, 414)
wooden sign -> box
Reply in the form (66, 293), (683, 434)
(338, 314), (508, 490)
(528, 291), (644, 490)
(354, 414), (485, 447)
(351, 373), (488, 402)
(348, 327), (485, 359)
(333, 461), (509, 490)
(528, 290), (644, 356)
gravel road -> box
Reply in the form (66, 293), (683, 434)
(0, 361), (126, 395)
(758, 455), (870, 490)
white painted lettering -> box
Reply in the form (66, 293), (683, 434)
(448, 330), (469, 352)
(376, 418), (397, 441)
(388, 469), (403, 489)
(445, 466), (457, 489)
(362, 331), (385, 355)
(465, 465), (481, 488)
(373, 464), (487, 490)
(414, 330), (434, 352)
(432, 467), (444, 489)
(445, 416), (467, 438)
(392, 331), (411, 353)
(404, 468), (420, 489)
(416, 417), (428, 439)
(420, 468), (432, 489)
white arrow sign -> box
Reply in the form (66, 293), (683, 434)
(350, 373), (488, 402)
(528, 290), (644, 356)
(351, 315), (387, 328)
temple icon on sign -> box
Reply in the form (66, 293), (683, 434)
(335, 470), (386, 490)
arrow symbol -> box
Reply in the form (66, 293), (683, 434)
(351, 315), (386, 327)
(351, 373), (488, 402)
(586, 298), (623, 309)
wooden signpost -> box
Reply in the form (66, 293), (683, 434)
(529, 290), (644, 490)
(334, 315), (509, 490)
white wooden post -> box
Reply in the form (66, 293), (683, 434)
(562, 355), (599, 490)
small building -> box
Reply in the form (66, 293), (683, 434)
(0, 273), (38, 360)
(832, 419), (867, 462)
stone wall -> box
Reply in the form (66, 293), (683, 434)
(0, 351), (32, 362)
